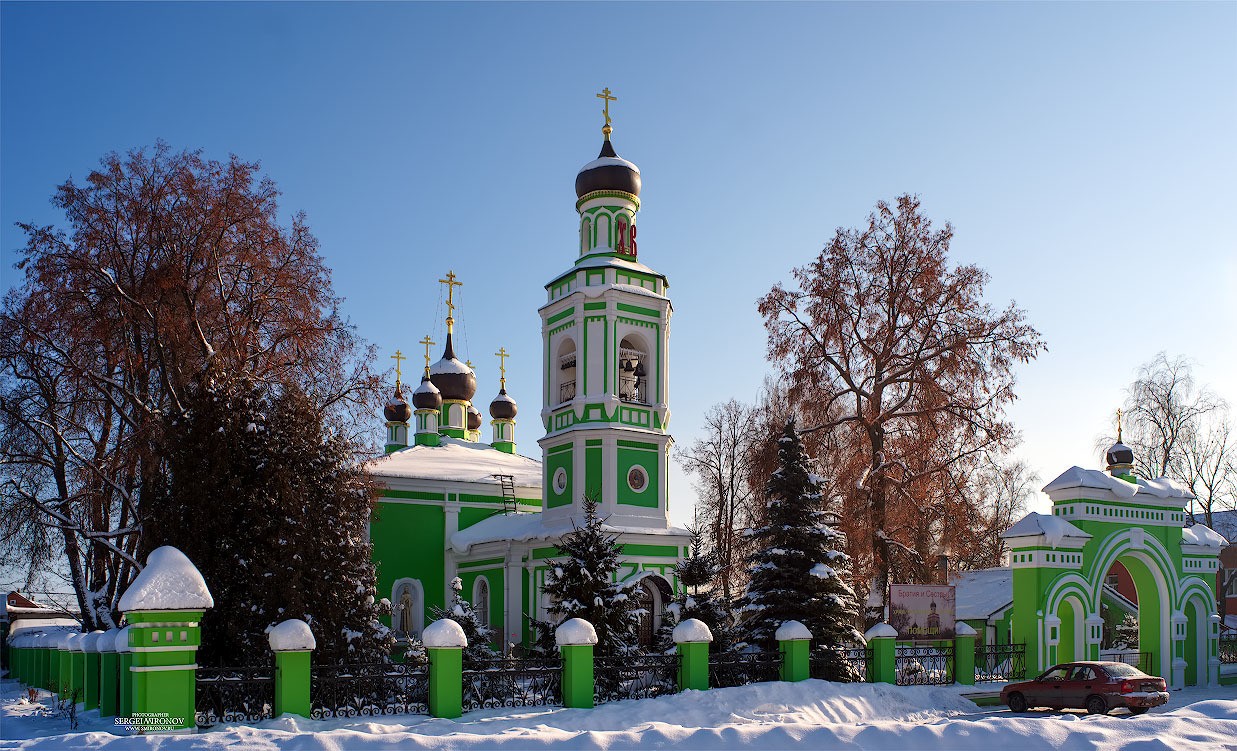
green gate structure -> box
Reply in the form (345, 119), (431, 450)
(1004, 439), (1224, 688)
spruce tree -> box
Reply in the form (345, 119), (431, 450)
(740, 419), (863, 680)
(430, 577), (496, 667)
(145, 372), (391, 665)
(532, 495), (639, 656)
(662, 529), (735, 653)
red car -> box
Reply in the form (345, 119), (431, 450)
(1000, 661), (1169, 716)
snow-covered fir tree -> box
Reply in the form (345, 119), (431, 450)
(740, 419), (863, 679)
(1114, 614), (1139, 650)
(532, 495), (639, 656)
(430, 576), (497, 667)
(145, 372), (391, 665)
(661, 528), (735, 653)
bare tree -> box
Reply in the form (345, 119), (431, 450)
(678, 399), (762, 603)
(758, 195), (1044, 622)
(1182, 418), (1235, 529)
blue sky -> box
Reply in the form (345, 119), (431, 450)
(3, 1), (1235, 538)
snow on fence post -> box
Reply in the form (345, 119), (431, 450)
(953, 622), (976, 686)
(776, 621), (812, 683)
(80, 631), (103, 710)
(556, 618), (598, 709)
(673, 619), (713, 692)
(118, 546), (214, 732)
(98, 629), (122, 718)
(116, 626), (134, 720)
(424, 619), (466, 719)
(268, 619), (316, 718)
(864, 623), (897, 685)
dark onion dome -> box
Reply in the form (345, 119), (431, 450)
(1106, 441), (1135, 469)
(489, 388), (518, 420)
(575, 139), (641, 199)
(466, 403), (483, 432)
(411, 374), (442, 411)
(428, 332), (477, 402)
(384, 383), (412, 423)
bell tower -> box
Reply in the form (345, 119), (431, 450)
(538, 89), (673, 529)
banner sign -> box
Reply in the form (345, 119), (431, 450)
(889, 584), (956, 640)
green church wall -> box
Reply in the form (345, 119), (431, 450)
(617, 444), (658, 508)
(545, 445), (573, 509)
(372, 501), (446, 627)
(456, 568), (503, 644)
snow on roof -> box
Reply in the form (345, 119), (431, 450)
(1001, 512), (1091, 548)
(430, 356), (472, 376)
(267, 619), (316, 651)
(7, 618), (78, 637)
(951, 568), (1013, 621)
(450, 510), (689, 554)
(865, 623), (897, 640)
(1181, 524), (1227, 548)
(1042, 466), (1194, 502)
(369, 436), (542, 487)
(578, 155), (641, 174)
(7, 624), (78, 648)
(775, 621), (812, 642)
(118, 546), (214, 612)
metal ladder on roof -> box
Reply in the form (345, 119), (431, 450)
(493, 474), (517, 513)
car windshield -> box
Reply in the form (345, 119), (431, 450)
(1102, 663), (1146, 678)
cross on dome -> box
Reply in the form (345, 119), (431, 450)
(390, 349), (406, 387)
(596, 87), (617, 139)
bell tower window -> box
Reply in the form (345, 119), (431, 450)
(618, 336), (648, 404)
(580, 217), (592, 255)
(557, 338), (577, 404)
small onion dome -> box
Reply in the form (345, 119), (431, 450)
(467, 403), (483, 432)
(429, 333), (477, 402)
(1106, 440), (1135, 470)
(384, 383), (412, 423)
(575, 139), (641, 199)
(490, 388), (518, 420)
(411, 374), (442, 411)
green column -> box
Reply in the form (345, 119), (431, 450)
(57, 645), (72, 698)
(70, 637), (87, 705)
(269, 617), (317, 719)
(954, 624), (976, 686)
(126, 610), (205, 731)
(424, 618), (467, 719)
(865, 624), (897, 685)
(672, 618), (714, 692)
(98, 630), (121, 718)
(82, 632), (102, 710)
(776, 621), (812, 682)
(555, 618), (598, 709)
(117, 627), (134, 720)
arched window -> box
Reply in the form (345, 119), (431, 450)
(580, 217), (592, 255)
(595, 214), (610, 250)
(618, 335), (648, 404)
(391, 578), (425, 639)
(557, 338), (577, 404)
(473, 576), (490, 630)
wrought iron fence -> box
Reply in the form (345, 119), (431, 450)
(708, 650), (781, 688)
(1219, 635), (1237, 665)
(894, 644), (955, 686)
(310, 661), (429, 719)
(594, 653), (679, 704)
(843, 647), (873, 682)
(974, 643), (1026, 683)
(809, 647), (870, 682)
(196, 665), (275, 727)
(461, 657), (561, 711)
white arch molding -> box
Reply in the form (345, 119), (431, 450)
(391, 578), (425, 639)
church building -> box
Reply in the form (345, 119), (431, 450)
(367, 91), (690, 651)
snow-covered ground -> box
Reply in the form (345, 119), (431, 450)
(2, 676), (1234, 750)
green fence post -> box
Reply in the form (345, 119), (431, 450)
(954, 623), (976, 686)
(672, 618), (713, 692)
(68, 633), (87, 706)
(57, 634), (74, 699)
(269, 619), (315, 718)
(82, 631), (103, 710)
(776, 621), (812, 682)
(119, 546), (214, 732)
(555, 618), (597, 709)
(98, 629), (121, 718)
(865, 623), (897, 684)
(424, 619), (466, 719)
(117, 626), (134, 720)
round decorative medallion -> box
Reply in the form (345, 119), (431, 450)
(627, 465), (648, 493)
(553, 467), (568, 495)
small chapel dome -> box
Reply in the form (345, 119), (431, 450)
(384, 383), (412, 423)
(1106, 441), (1135, 472)
(490, 389), (518, 420)
(575, 139), (641, 199)
(467, 403), (483, 432)
(429, 333), (477, 402)
(411, 374), (443, 411)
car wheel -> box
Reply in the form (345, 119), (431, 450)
(1128, 706), (1149, 716)
(1085, 695), (1108, 715)
(1007, 693), (1028, 713)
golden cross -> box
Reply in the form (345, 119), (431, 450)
(438, 270), (463, 318)
(391, 349), (406, 386)
(419, 334), (436, 375)
(596, 87), (617, 126)
(495, 347), (509, 388)
(1116, 407), (1124, 442)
